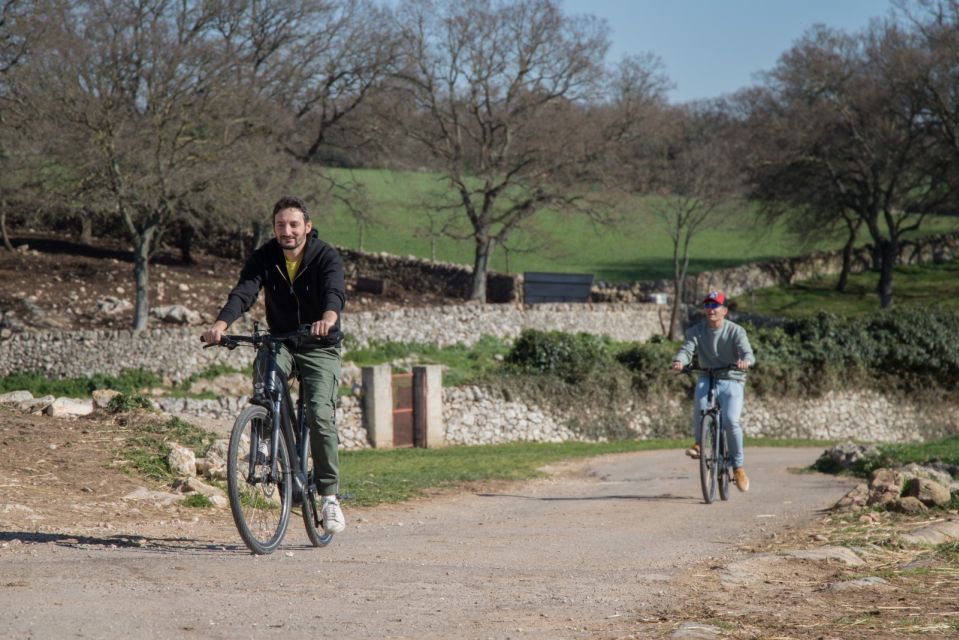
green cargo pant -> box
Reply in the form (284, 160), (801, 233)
(254, 343), (341, 496)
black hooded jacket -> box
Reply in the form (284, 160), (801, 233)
(216, 230), (346, 346)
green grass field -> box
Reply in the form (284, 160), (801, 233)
(734, 260), (959, 316)
(320, 168), (959, 282)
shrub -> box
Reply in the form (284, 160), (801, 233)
(107, 393), (154, 413)
(505, 329), (614, 384)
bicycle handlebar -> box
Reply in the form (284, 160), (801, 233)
(201, 324), (313, 350)
(681, 364), (737, 375)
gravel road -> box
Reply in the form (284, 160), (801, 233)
(1, 447), (857, 639)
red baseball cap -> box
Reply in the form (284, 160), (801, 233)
(703, 290), (726, 305)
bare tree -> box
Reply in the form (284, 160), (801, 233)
(7, 0), (253, 330)
(641, 104), (741, 339)
(392, 0), (616, 300)
(213, 0), (400, 237)
(741, 22), (957, 308)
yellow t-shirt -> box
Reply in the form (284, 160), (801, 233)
(284, 256), (302, 283)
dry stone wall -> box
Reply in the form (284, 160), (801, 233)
(442, 387), (959, 446)
(0, 303), (668, 379)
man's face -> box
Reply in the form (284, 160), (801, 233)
(273, 207), (312, 252)
(704, 302), (727, 327)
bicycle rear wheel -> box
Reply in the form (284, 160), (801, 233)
(718, 427), (730, 501)
(300, 432), (333, 547)
(699, 414), (718, 504)
(227, 405), (292, 554)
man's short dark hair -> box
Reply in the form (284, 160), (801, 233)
(272, 195), (311, 222)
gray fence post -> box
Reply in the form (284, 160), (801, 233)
(361, 364), (393, 448)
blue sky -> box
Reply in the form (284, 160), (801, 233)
(562, 0), (895, 103)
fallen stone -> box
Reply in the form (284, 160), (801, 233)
(121, 487), (183, 505)
(151, 304), (201, 325)
(171, 476), (228, 508)
(889, 496), (929, 515)
(671, 621), (722, 638)
(92, 389), (121, 409)
(167, 443), (197, 477)
(17, 395), (55, 414)
(0, 390), (33, 404)
(45, 397), (94, 418)
(903, 477), (952, 508)
(825, 576), (892, 591)
(899, 519), (959, 545)
(781, 546), (865, 566)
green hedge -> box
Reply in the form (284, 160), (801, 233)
(506, 307), (959, 399)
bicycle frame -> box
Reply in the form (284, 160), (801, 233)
(684, 365), (734, 503)
(249, 330), (311, 501)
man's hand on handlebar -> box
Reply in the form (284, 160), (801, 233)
(201, 320), (229, 345)
(670, 360), (684, 372)
(309, 311), (338, 337)
(735, 359), (750, 372)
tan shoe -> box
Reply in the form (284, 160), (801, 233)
(685, 443), (700, 459)
(734, 467), (750, 492)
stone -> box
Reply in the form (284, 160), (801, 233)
(17, 395), (55, 414)
(903, 477), (952, 507)
(167, 442), (197, 477)
(45, 397), (94, 417)
(0, 390), (33, 404)
(899, 519), (959, 545)
(92, 389), (121, 409)
(889, 496), (928, 514)
(825, 576), (892, 591)
(96, 296), (132, 315)
(150, 304), (201, 325)
(781, 546), (865, 566)
(171, 476), (228, 507)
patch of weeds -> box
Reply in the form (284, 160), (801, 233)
(936, 541), (959, 564)
(119, 416), (215, 483)
(107, 393), (154, 413)
(182, 493), (213, 508)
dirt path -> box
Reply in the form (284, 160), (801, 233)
(0, 447), (856, 639)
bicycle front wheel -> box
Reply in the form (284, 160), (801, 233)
(699, 414), (718, 504)
(227, 405), (292, 555)
(718, 427), (731, 501)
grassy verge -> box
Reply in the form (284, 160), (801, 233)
(118, 415), (216, 482)
(736, 259), (959, 317)
(0, 368), (162, 397)
(339, 437), (829, 507)
(344, 335), (511, 387)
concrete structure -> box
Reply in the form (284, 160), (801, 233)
(361, 364), (393, 449)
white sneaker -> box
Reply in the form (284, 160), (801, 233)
(321, 496), (346, 534)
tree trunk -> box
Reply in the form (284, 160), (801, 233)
(1, 210), (13, 251)
(250, 220), (267, 255)
(177, 224), (195, 265)
(667, 276), (683, 341)
(470, 237), (493, 301)
(78, 212), (94, 246)
(876, 238), (896, 309)
(836, 219), (860, 293)
(132, 229), (155, 332)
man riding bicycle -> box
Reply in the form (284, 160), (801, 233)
(670, 290), (755, 492)
(202, 195), (347, 534)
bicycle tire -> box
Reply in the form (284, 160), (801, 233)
(699, 414), (718, 504)
(227, 404), (292, 555)
(300, 432), (333, 547)
(718, 426), (730, 501)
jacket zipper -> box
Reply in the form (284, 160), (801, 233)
(275, 263), (302, 325)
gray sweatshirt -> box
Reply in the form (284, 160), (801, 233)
(673, 320), (755, 382)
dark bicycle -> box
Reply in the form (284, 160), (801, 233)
(683, 365), (735, 504)
(203, 322), (332, 554)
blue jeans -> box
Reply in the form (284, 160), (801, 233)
(692, 377), (745, 469)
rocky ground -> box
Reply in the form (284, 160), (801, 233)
(1, 235), (958, 637)
(0, 232), (450, 334)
